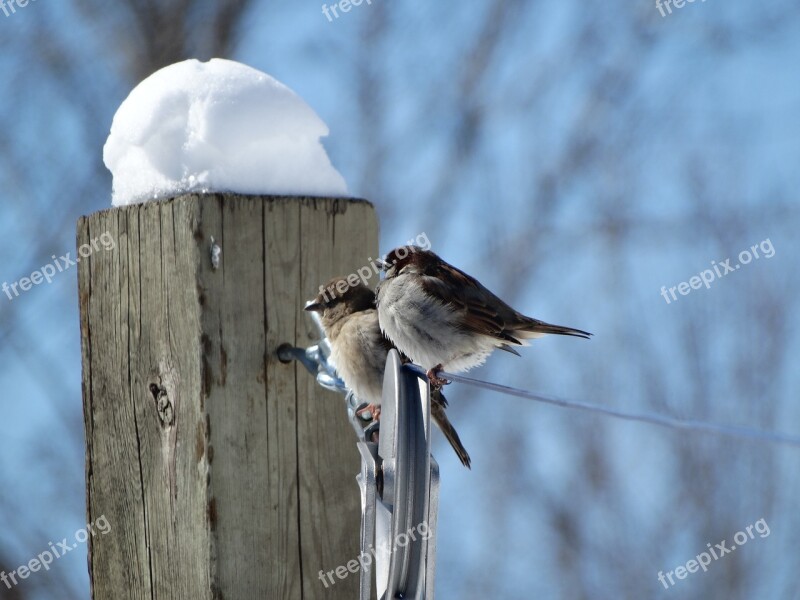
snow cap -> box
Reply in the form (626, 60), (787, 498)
(104, 58), (348, 206)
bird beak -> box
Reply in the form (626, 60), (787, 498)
(374, 257), (388, 271)
(304, 300), (323, 313)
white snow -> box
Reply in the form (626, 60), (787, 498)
(103, 58), (348, 206)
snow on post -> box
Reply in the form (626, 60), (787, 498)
(80, 59), (374, 599)
(103, 58), (348, 206)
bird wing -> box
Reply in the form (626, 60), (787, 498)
(417, 262), (526, 344)
(418, 260), (591, 342)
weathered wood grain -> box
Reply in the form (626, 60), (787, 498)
(78, 194), (378, 599)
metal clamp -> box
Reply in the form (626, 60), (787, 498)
(280, 318), (439, 599)
(361, 349), (439, 600)
(276, 311), (344, 393)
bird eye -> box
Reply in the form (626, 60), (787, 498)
(374, 257), (389, 271)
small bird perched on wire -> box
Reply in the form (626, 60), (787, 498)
(376, 246), (591, 387)
(305, 277), (471, 468)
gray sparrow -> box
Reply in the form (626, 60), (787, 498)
(376, 246), (591, 386)
(306, 277), (471, 468)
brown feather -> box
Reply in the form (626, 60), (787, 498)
(404, 248), (592, 343)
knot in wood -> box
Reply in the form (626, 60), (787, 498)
(149, 383), (174, 426)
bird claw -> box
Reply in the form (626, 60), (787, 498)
(426, 365), (450, 390)
(356, 402), (381, 422)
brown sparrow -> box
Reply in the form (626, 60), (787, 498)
(305, 277), (471, 468)
(376, 246), (591, 386)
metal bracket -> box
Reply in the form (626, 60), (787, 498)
(276, 311), (343, 393)
(280, 317), (439, 599)
(370, 349), (439, 599)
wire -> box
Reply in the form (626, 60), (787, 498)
(403, 365), (800, 449)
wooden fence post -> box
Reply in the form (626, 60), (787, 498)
(77, 193), (378, 599)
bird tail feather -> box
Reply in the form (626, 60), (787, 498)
(515, 320), (592, 340)
(431, 390), (471, 469)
